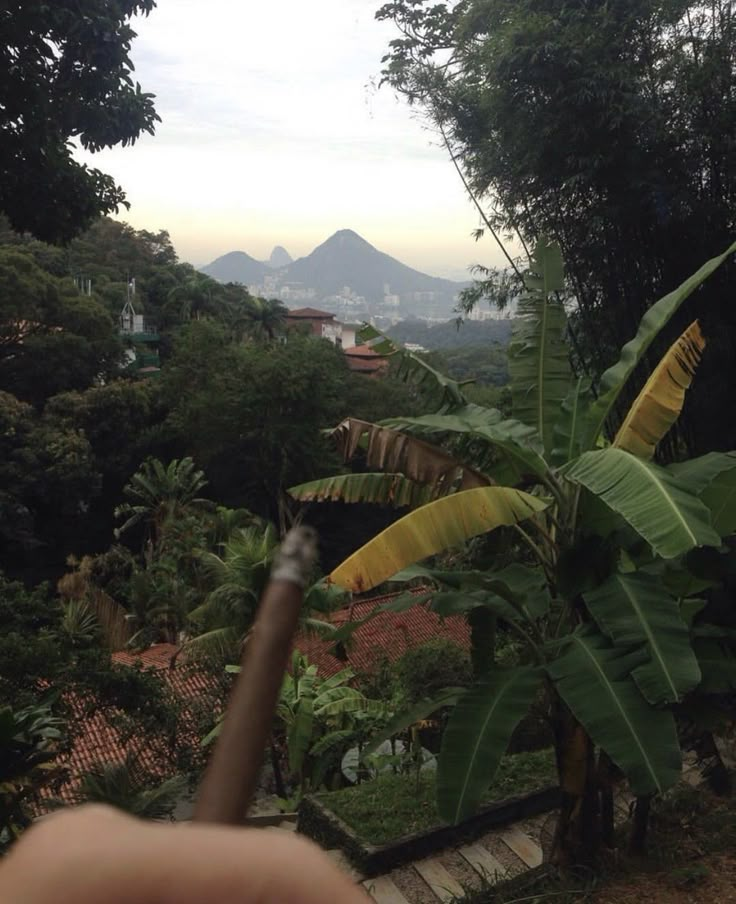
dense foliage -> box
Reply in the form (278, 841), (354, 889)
(0, 1), (160, 242)
(378, 0), (736, 454)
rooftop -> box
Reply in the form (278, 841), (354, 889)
(286, 307), (336, 319)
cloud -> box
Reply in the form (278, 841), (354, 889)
(75, 0), (515, 274)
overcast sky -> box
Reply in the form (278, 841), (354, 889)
(77, 0), (511, 279)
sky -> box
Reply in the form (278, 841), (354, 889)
(76, 0), (511, 280)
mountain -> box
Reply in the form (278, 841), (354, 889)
(267, 245), (292, 268)
(200, 250), (269, 284)
(283, 229), (465, 305)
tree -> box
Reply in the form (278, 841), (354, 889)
(378, 0), (736, 455)
(242, 297), (289, 342)
(1, 1), (160, 242)
(68, 753), (186, 819)
(0, 391), (100, 570)
(162, 324), (349, 520)
(114, 457), (212, 545)
(291, 238), (736, 863)
(0, 248), (121, 405)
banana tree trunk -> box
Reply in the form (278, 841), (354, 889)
(550, 703), (599, 865)
(468, 609), (496, 679)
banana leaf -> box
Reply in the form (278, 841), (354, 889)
(583, 572), (700, 704)
(551, 376), (594, 466)
(362, 688), (465, 757)
(328, 487), (547, 592)
(383, 405), (548, 485)
(581, 240), (736, 450)
(669, 451), (736, 537)
(437, 666), (543, 823)
(330, 418), (489, 492)
(508, 238), (570, 455)
(565, 447), (721, 558)
(613, 321), (704, 460)
(548, 627), (681, 796)
(288, 472), (434, 508)
(357, 322), (468, 411)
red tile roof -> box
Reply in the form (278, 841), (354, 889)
(343, 345), (385, 358)
(294, 589), (470, 677)
(36, 646), (222, 810)
(286, 307), (335, 319)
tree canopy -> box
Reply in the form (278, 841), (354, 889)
(0, 1), (160, 242)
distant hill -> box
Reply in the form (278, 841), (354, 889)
(388, 318), (513, 350)
(200, 251), (269, 284)
(283, 229), (465, 305)
(268, 245), (292, 268)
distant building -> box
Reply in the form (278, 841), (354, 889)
(285, 308), (388, 375)
(285, 307), (340, 339)
(119, 294), (160, 377)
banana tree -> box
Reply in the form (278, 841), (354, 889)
(289, 237), (736, 863)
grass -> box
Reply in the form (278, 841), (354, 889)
(317, 748), (557, 845)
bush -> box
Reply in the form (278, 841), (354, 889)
(392, 638), (472, 706)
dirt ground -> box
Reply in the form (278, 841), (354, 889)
(593, 852), (736, 903)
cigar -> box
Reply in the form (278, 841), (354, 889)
(193, 526), (318, 824)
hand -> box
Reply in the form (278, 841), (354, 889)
(1, 806), (369, 903)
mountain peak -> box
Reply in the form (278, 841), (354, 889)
(268, 245), (293, 268)
(327, 228), (374, 247)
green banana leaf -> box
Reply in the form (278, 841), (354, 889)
(548, 628), (681, 796)
(694, 639), (736, 693)
(357, 323), (468, 411)
(669, 451), (736, 537)
(329, 487), (547, 592)
(583, 572), (701, 705)
(288, 695), (314, 774)
(288, 473), (434, 509)
(551, 376), (594, 466)
(565, 448), (721, 558)
(383, 405), (548, 485)
(437, 666), (543, 823)
(508, 238), (570, 455)
(580, 240), (736, 450)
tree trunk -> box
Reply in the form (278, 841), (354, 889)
(628, 796), (651, 855)
(468, 609), (495, 679)
(550, 704), (599, 865)
(597, 751), (618, 848)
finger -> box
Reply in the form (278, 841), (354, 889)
(2, 806), (369, 904)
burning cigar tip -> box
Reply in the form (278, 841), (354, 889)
(270, 525), (319, 587)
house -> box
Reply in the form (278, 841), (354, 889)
(285, 308), (389, 374)
(343, 343), (389, 376)
(285, 307), (340, 340)
(294, 589), (470, 678)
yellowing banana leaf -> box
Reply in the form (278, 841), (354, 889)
(548, 627), (681, 796)
(330, 417), (489, 493)
(581, 240), (736, 450)
(565, 447), (721, 558)
(328, 487), (547, 592)
(613, 321), (705, 459)
(508, 238), (571, 455)
(288, 473), (434, 509)
(583, 572), (701, 705)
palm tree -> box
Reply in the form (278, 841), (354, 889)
(185, 525), (344, 661)
(165, 273), (222, 322)
(70, 754), (186, 820)
(114, 457), (211, 546)
(185, 524), (278, 659)
(243, 296), (288, 342)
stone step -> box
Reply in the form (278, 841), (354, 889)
(499, 827), (543, 869)
(325, 849), (363, 881)
(362, 875), (411, 904)
(458, 843), (507, 882)
(414, 857), (465, 902)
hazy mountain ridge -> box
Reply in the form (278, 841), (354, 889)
(200, 229), (467, 312)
